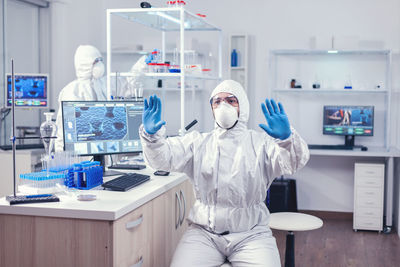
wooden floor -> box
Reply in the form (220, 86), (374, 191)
(272, 211), (400, 267)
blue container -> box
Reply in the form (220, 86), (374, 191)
(231, 49), (238, 67)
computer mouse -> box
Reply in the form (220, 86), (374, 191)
(361, 147), (368, 151)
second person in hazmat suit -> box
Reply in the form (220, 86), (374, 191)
(140, 80), (310, 266)
(55, 45), (148, 152)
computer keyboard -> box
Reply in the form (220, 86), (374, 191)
(308, 144), (353, 150)
(6, 194), (60, 205)
(102, 173), (150, 191)
(108, 164), (146, 170)
(0, 143), (44, 150)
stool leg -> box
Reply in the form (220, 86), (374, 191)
(285, 231), (295, 267)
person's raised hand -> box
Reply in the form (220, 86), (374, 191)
(142, 94), (166, 134)
(259, 98), (291, 140)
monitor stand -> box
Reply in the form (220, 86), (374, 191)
(344, 135), (355, 147)
(344, 135), (368, 150)
(93, 155), (123, 177)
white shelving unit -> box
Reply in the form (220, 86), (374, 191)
(106, 7), (222, 135)
(229, 34), (248, 90)
(270, 49), (392, 150)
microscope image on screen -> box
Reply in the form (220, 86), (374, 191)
(6, 74), (48, 107)
(75, 106), (128, 141)
(62, 100), (144, 156)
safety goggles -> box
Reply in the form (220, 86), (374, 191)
(93, 57), (103, 65)
(210, 94), (239, 108)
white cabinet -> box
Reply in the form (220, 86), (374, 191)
(353, 163), (385, 232)
(0, 178), (195, 267)
(106, 7), (222, 135)
(229, 34), (248, 90)
(269, 50), (392, 149)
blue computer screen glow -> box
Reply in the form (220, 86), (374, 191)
(62, 100), (144, 156)
(323, 105), (374, 136)
(6, 74), (48, 107)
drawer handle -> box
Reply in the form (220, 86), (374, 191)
(130, 256), (143, 267)
(175, 192), (182, 229)
(126, 215), (143, 230)
(179, 189), (186, 226)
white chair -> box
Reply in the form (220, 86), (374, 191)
(269, 212), (323, 267)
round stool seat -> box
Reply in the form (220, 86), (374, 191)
(269, 212), (323, 231)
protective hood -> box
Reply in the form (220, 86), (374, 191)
(210, 80), (249, 124)
(74, 45), (102, 80)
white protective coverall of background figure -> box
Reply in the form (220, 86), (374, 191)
(139, 80), (310, 266)
(55, 45), (148, 152)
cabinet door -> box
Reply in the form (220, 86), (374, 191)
(0, 214), (112, 267)
(113, 201), (153, 267)
(178, 179), (196, 233)
(164, 184), (184, 265)
(151, 192), (168, 267)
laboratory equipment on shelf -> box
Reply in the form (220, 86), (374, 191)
(106, 7), (222, 137)
(166, 0), (186, 8)
(40, 112), (57, 156)
(231, 49), (238, 67)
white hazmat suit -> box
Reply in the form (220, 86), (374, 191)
(139, 80), (310, 266)
(55, 45), (147, 152)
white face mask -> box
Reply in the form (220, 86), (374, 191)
(214, 102), (239, 129)
(92, 61), (105, 79)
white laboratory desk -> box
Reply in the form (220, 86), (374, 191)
(0, 169), (195, 267)
(309, 146), (400, 233)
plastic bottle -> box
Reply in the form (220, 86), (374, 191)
(231, 49), (238, 67)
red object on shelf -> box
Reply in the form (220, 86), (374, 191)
(196, 13), (206, 18)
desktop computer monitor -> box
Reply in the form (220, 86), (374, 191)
(323, 105), (374, 147)
(62, 100), (144, 169)
(5, 73), (48, 107)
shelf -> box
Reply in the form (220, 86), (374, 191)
(103, 50), (204, 56)
(110, 72), (220, 80)
(271, 49), (391, 56)
(144, 87), (202, 92)
(273, 89), (388, 94)
(230, 66), (245, 70)
(108, 8), (221, 32)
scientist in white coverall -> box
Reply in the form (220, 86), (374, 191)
(140, 80), (310, 266)
(55, 45), (147, 152)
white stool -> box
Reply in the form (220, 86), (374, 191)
(269, 212), (323, 267)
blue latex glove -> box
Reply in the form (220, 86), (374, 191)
(143, 94), (166, 134)
(145, 49), (158, 64)
(259, 98), (291, 140)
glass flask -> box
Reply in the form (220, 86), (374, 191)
(40, 112), (57, 156)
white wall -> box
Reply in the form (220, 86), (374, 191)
(1, 0), (45, 143)
(45, 0), (400, 213)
